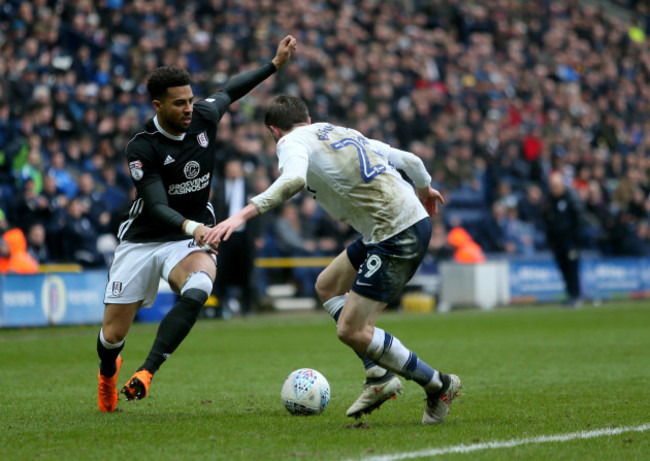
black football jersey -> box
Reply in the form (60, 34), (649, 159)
(116, 61), (277, 243)
(117, 94), (229, 243)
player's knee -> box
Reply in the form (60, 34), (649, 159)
(315, 274), (337, 303)
(337, 322), (373, 353)
(314, 279), (329, 303)
(101, 327), (126, 344)
(180, 271), (213, 305)
(336, 322), (360, 347)
(336, 323), (352, 345)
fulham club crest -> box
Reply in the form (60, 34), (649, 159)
(197, 131), (209, 148)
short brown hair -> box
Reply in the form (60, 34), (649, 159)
(264, 94), (309, 131)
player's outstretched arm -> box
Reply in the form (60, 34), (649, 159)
(221, 35), (297, 103)
(204, 172), (306, 248)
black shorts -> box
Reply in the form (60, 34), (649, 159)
(346, 217), (431, 303)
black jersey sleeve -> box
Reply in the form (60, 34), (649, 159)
(197, 62), (277, 121)
(222, 61), (276, 103)
(126, 136), (187, 231)
(139, 180), (186, 230)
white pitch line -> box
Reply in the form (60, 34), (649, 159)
(356, 423), (650, 461)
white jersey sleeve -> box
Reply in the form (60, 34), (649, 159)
(375, 143), (432, 188)
(249, 139), (308, 214)
(277, 123), (428, 243)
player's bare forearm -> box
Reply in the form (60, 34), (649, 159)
(417, 186), (445, 217)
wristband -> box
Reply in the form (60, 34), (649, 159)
(184, 220), (200, 237)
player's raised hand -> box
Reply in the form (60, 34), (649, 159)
(272, 35), (297, 69)
(417, 186), (445, 217)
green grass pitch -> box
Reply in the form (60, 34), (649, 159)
(1, 301), (649, 460)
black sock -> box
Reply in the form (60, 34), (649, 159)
(97, 334), (124, 377)
(140, 291), (204, 374)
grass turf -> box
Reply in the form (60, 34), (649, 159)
(1, 301), (649, 460)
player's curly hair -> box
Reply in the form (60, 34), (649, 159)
(264, 94), (310, 131)
(146, 65), (191, 101)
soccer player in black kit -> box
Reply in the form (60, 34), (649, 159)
(96, 35), (297, 413)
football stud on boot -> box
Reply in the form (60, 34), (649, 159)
(98, 356), (123, 413)
(121, 369), (153, 401)
(346, 372), (403, 418)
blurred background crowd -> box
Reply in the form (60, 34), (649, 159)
(1, 0), (650, 284)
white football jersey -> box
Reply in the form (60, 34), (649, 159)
(276, 123), (428, 243)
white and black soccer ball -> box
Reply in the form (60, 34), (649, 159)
(281, 368), (330, 415)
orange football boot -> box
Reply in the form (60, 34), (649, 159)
(121, 370), (153, 401)
(98, 356), (123, 413)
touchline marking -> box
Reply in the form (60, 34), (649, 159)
(356, 423), (650, 461)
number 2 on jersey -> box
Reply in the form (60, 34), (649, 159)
(330, 137), (386, 183)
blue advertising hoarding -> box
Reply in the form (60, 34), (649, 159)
(0, 271), (107, 328)
(508, 259), (566, 302)
(581, 258), (648, 300)
(509, 257), (650, 303)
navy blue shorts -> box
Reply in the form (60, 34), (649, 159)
(346, 217), (431, 303)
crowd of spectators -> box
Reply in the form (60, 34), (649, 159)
(1, 0), (650, 280)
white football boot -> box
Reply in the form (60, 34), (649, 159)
(422, 373), (462, 424)
(346, 372), (403, 418)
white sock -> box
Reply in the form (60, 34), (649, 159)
(322, 294), (347, 320)
(425, 371), (444, 393)
(99, 328), (124, 349)
(366, 327), (442, 389)
(366, 327), (410, 372)
(365, 365), (387, 379)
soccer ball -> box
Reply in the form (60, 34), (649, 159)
(281, 368), (330, 415)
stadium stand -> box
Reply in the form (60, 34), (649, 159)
(1, 0), (649, 307)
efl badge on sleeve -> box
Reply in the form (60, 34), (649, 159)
(197, 131), (209, 148)
(129, 160), (143, 181)
(112, 281), (123, 296)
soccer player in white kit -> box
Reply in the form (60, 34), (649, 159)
(205, 95), (462, 424)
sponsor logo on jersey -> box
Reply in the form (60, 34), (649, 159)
(184, 160), (200, 179)
(129, 160), (143, 181)
(197, 131), (209, 148)
(163, 155), (175, 165)
(112, 281), (122, 296)
(168, 172), (210, 195)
